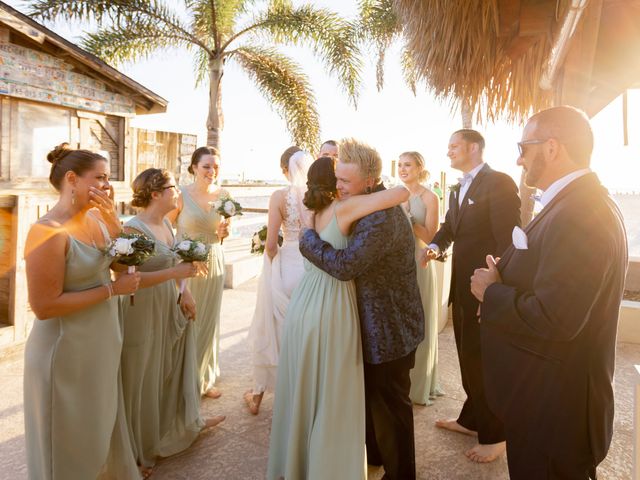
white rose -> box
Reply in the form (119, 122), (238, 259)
(212, 200), (222, 210)
(252, 234), (260, 245)
(177, 240), (191, 251)
(115, 237), (133, 255)
(223, 200), (236, 216)
(109, 247), (116, 257)
(194, 242), (206, 256)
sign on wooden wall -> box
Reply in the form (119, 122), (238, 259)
(0, 42), (135, 115)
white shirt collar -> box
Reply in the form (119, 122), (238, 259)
(539, 168), (591, 207)
(467, 162), (485, 179)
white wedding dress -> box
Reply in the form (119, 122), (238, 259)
(248, 152), (312, 393)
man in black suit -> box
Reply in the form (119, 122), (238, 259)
(423, 129), (521, 462)
(471, 106), (628, 479)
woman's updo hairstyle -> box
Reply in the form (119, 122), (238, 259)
(47, 142), (107, 191)
(188, 146), (219, 175)
(303, 156), (337, 212)
(131, 168), (173, 208)
(280, 146), (302, 171)
(400, 151), (430, 182)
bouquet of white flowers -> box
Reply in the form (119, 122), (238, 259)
(210, 193), (243, 245)
(105, 232), (155, 305)
(172, 236), (210, 303)
(250, 225), (283, 254)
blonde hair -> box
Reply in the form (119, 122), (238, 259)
(338, 138), (382, 182)
(400, 151), (430, 182)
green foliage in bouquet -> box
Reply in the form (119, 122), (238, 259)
(212, 193), (243, 219)
(172, 236), (211, 263)
(251, 225), (283, 255)
(107, 232), (155, 266)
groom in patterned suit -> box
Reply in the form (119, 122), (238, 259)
(300, 139), (424, 480)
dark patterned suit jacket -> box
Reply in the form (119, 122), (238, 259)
(299, 189), (424, 365)
(481, 173), (628, 465)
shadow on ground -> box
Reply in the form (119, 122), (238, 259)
(0, 278), (637, 479)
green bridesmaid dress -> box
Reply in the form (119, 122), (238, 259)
(407, 194), (443, 405)
(176, 187), (225, 395)
(24, 225), (120, 480)
(267, 212), (366, 480)
(118, 218), (203, 469)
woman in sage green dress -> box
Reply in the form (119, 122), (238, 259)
(113, 168), (225, 477)
(267, 154), (410, 480)
(167, 147), (229, 398)
(398, 151), (443, 405)
(23, 144), (140, 480)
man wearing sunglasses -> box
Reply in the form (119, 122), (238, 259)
(471, 106), (628, 479)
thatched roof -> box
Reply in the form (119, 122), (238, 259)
(394, 0), (640, 123)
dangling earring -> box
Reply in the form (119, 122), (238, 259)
(71, 189), (76, 205)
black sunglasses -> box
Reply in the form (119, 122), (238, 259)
(517, 139), (547, 157)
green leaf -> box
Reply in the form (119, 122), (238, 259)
(246, 4), (362, 107)
(233, 46), (320, 152)
(81, 22), (195, 66)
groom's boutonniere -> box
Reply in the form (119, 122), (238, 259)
(449, 183), (461, 194)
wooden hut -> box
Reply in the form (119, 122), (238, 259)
(0, 2), (192, 353)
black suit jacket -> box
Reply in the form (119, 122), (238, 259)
(481, 173), (628, 464)
(431, 164), (521, 308)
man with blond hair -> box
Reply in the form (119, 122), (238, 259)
(300, 138), (424, 480)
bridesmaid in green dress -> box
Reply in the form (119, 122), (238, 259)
(267, 156), (410, 480)
(167, 147), (229, 398)
(398, 151), (443, 405)
(116, 169), (225, 477)
(24, 143), (140, 480)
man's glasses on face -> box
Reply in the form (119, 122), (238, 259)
(517, 139), (547, 157)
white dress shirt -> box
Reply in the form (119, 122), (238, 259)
(539, 168), (591, 208)
(428, 162), (486, 252)
(457, 162), (485, 207)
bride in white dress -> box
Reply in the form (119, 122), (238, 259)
(244, 148), (314, 414)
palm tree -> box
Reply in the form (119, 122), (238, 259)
(29, 0), (362, 152)
(357, 0), (417, 94)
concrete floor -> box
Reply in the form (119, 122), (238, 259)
(1, 278), (638, 479)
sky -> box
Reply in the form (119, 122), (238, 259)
(6, 0), (640, 191)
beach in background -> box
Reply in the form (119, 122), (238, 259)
(227, 185), (640, 257)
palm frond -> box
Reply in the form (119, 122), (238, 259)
(240, 4), (362, 107)
(357, 0), (400, 90)
(193, 47), (210, 87)
(232, 46), (320, 152)
(81, 22), (195, 66)
(30, 0), (206, 53)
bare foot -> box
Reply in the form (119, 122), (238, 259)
(243, 390), (262, 415)
(139, 466), (153, 479)
(204, 387), (222, 399)
(465, 442), (506, 463)
(202, 415), (226, 429)
(435, 418), (477, 436)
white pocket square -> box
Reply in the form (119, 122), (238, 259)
(512, 226), (528, 250)
(467, 198), (474, 205)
